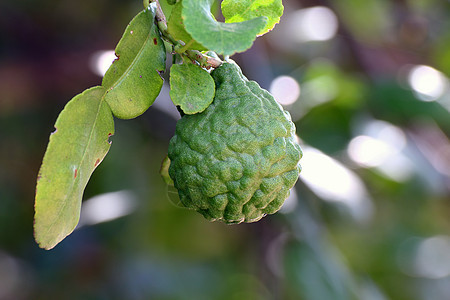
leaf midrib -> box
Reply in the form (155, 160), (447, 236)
(108, 12), (155, 92)
(39, 91), (105, 248)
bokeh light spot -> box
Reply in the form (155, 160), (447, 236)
(288, 7), (338, 42)
(408, 65), (448, 101)
(349, 136), (397, 168)
(300, 145), (373, 222)
(78, 190), (138, 227)
(89, 50), (117, 77)
(348, 120), (414, 182)
(270, 75), (300, 106)
(414, 236), (450, 279)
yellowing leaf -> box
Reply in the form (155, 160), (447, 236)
(34, 86), (114, 250)
(222, 0), (284, 36)
(160, 155), (174, 186)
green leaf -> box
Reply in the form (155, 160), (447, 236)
(34, 86), (114, 250)
(182, 0), (268, 56)
(169, 63), (215, 114)
(102, 6), (166, 119)
(221, 0), (284, 36)
(168, 1), (207, 51)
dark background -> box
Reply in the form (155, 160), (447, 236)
(1, 0), (450, 299)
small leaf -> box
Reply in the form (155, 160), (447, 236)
(167, 1), (207, 51)
(221, 0), (284, 36)
(34, 86), (114, 250)
(169, 63), (215, 114)
(160, 156), (186, 208)
(102, 5), (166, 119)
(182, 0), (267, 56)
(160, 155), (174, 186)
(167, 185), (185, 208)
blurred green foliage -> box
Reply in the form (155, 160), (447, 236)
(1, 0), (450, 299)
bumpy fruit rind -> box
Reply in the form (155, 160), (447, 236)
(168, 62), (302, 223)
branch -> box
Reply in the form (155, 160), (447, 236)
(146, 0), (222, 68)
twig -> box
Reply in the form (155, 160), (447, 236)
(147, 0), (222, 68)
(185, 50), (222, 69)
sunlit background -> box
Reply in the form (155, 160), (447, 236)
(1, 0), (450, 299)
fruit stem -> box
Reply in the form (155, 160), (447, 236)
(148, 0), (222, 68)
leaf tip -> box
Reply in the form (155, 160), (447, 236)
(33, 218), (58, 250)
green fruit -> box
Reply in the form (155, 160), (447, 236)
(168, 62), (302, 223)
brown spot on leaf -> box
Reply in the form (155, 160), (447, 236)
(94, 158), (101, 167)
(74, 169), (78, 179)
(153, 38), (158, 45)
(108, 133), (113, 144)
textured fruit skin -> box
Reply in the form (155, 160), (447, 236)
(168, 62), (302, 223)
